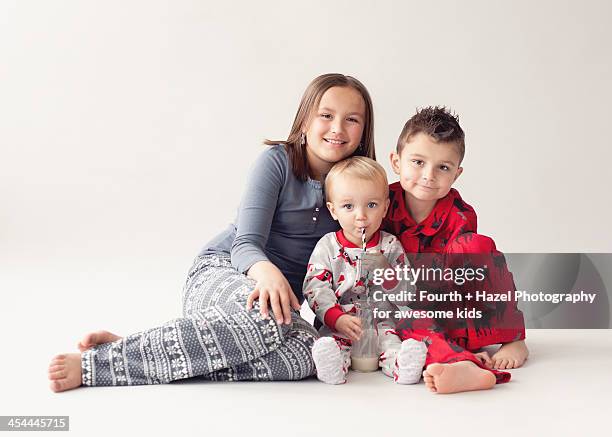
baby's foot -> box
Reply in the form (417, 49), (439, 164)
(78, 330), (122, 352)
(48, 353), (82, 393)
(394, 339), (427, 384)
(491, 340), (529, 369)
(423, 361), (496, 394)
(312, 337), (347, 385)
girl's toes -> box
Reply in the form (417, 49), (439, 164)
(49, 369), (66, 379)
(50, 380), (62, 393)
(50, 355), (66, 366)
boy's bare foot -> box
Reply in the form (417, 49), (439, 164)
(491, 340), (529, 369)
(48, 354), (82, 392)
(78, 330), (122, 352)
(423, 361), (496, 394)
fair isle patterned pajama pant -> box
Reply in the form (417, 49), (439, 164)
(81, 254), (319, 386)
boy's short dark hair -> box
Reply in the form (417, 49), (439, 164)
(396, 106), (465, 162)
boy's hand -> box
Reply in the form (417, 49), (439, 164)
(361, 252), (391, 275)
(335, 315), (362, 342)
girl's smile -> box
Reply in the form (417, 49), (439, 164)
(304, 86), (366, 180)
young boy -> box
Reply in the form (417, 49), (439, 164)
(384, 106), (529, 393)
(303, 157), (427, 385)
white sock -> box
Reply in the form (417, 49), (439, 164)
(394, 339), (427, 384)
(312, 337), (347, 385)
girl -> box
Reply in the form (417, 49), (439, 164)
(48, 73), (376, 391)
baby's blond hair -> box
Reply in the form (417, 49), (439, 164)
(324, 156), (389, 201)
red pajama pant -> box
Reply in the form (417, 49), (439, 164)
(395, 322), (511, 384)
(396, 233), (526, 384)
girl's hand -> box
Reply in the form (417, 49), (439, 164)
(335, 315), (362, 342)
(246, 261), (301, 325)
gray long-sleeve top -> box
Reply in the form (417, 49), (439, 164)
(200, 145), (340, 302)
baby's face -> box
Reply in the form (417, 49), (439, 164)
(326, 176), (389, 246)
(391, 132), (463, 203)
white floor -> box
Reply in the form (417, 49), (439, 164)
(3, 329), (610, 437)
(1, 256), (610, 436)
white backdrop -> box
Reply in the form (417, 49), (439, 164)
(1, 0), (611, 428)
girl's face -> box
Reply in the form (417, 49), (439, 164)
(304, 86), (366, 179)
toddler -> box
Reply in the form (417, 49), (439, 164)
(303, 156), (427, 385)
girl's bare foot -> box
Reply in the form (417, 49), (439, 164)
(48, 354), (82, 392)
(78, 330), (122, 352)
(491, 340), (529, 369)
(423, 361), (496, 394)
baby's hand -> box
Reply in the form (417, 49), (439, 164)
(473, 351), (493, 367)
(361, 252), (391, 275)
(335, 315), (362, 342)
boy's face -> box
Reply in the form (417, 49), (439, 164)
(326, 176), (390, 245)
(390, 132), (463, 203)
